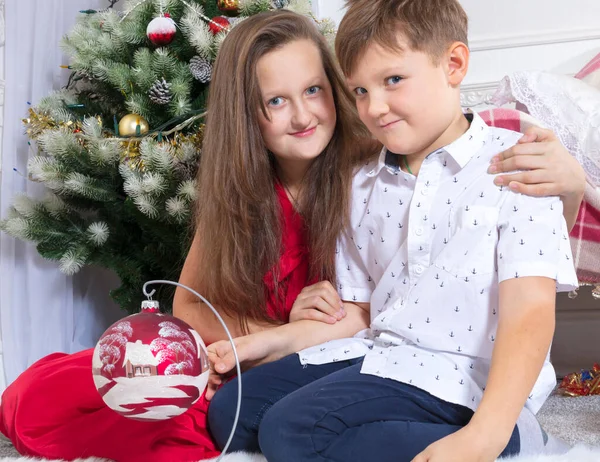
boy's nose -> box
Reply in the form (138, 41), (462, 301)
(367, 97), (389, 120)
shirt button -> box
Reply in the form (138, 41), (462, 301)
(421, 188), (429, 196)
(415, 228), (423, 236)
(415, 265), (424, 274)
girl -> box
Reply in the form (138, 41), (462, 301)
(0, 9), (585, 462)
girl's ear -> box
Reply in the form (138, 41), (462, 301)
(445, 41), (469, 87)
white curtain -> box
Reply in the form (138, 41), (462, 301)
(0, 0), (123, 390)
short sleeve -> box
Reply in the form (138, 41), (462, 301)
(335, 230), (375, 303)
(497, 193), (578, 292)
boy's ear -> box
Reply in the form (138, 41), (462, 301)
(445, 42), (469, 86)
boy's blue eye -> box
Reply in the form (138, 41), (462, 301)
(386, 76), (402, 85)
(306, 86), (321, 95)
(354, 87), (367, 96)
(268, 97), (284, 106)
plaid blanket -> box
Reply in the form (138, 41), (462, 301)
(571, 183), (600, 290)
(479, 107), (600, 292)
(571, 52), (600, 291)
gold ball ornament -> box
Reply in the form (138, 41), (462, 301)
(217, 0), (239, 16)
(118, 114), (150, 137)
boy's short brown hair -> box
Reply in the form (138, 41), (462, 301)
(336, 0), (468, 76)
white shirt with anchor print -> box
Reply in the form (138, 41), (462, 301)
(298, 112), (578, 414)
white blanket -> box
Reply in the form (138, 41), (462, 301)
(2, 444), (600, 462)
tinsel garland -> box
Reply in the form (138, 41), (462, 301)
(24, 107), (205, 172)
(24, 108), (82, 139)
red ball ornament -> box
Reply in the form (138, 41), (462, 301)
(92, 300), (209, 421)
(209, 16), (230, 35)
(146, 14), (177, 46)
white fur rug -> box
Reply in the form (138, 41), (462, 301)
(1, 445), (600, 462)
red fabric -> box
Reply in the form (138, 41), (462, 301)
(0, 183), (311, 462)
(263, 182), (314, 322)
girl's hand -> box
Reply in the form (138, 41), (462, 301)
(289, 281), (346, 324)
(488, 126), (586, 200)
(412, 424), (506, 462)
(205, 332), (276, 400)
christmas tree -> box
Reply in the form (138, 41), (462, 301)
(0, 0), (335, 314)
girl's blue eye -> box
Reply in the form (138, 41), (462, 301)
(306, 86), (321, 95)
(268, 97), (283, 106)
(386, 76), (402, 85)
(354, 87), (367, 96)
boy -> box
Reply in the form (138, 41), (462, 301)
(207, 2), (578, 460)
(255, 1), (577, 461)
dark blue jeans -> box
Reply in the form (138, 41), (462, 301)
(208, 354), (520, 461)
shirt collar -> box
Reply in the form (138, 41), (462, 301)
(365, 146), (392, 178)
(444, 110), (489, 169)
(365, 110), (490, 178)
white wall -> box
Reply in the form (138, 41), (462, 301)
(0, 0), (4, 172)
(313, 0), (600, 107)
(0, 0), (5, 392)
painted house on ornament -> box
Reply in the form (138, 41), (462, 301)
(123, 340), (159, 378)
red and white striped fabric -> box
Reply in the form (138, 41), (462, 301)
(571, 183), (600, 290)
(571, 52), (600, 293)
(479, 107), (540, 133)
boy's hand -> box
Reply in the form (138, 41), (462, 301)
(411, 425), (506, 462)
(488, 126), (585, 200)
(205, 331), (278, 401)
(289, 281), (346, 324)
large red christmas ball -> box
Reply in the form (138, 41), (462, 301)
(92, 301), (209, 421)
(146, 15), (177, 46)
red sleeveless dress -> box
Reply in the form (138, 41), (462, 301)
(0, 183), (311, 462)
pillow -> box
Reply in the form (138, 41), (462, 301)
(575, 51), (600, 88)
(492, 71), (600, 187)
(583, 70), (600, 90)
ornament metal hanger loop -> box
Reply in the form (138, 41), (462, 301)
(142, 280), (242, 462)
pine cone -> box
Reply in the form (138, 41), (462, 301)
(272, 0), (289, 8)
(189, 56), (212, 83)
(149, 78), (172, 105)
